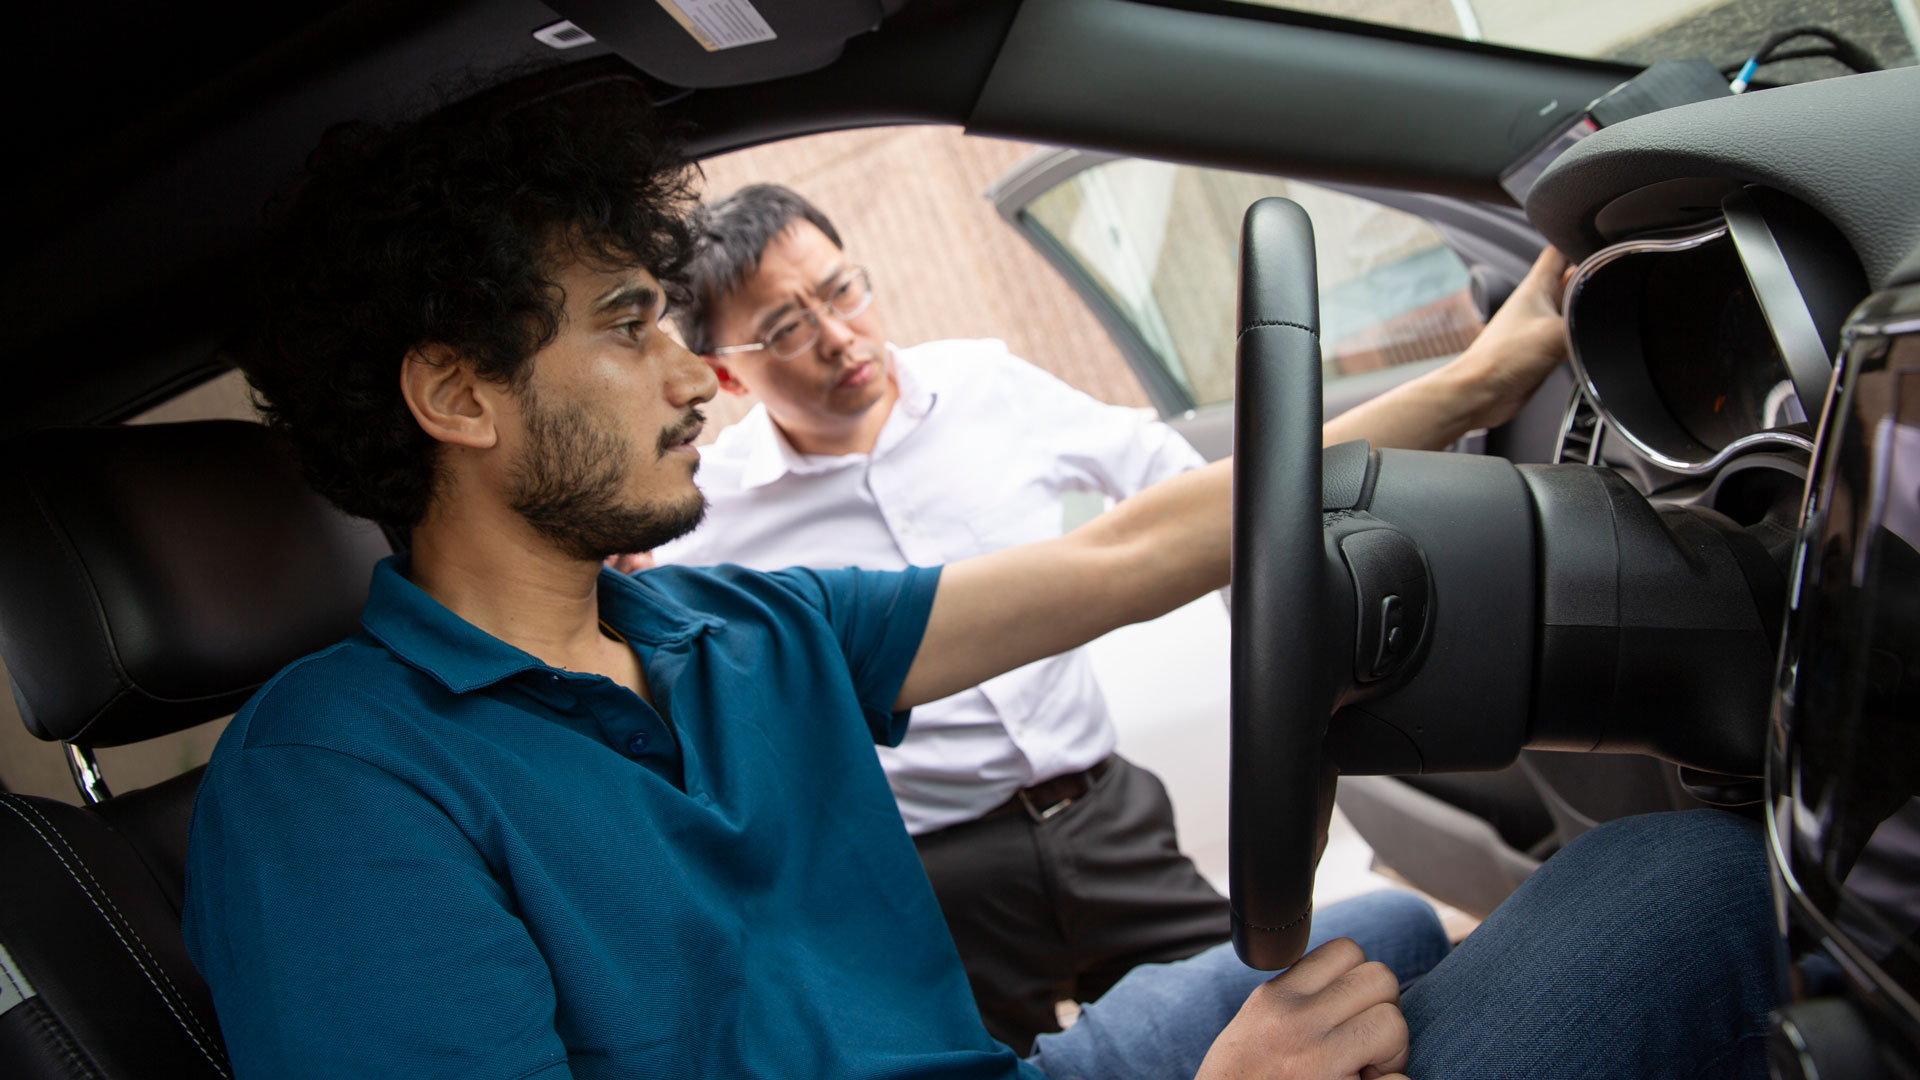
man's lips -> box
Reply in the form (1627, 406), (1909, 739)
(658, 413), (704, 456)
(835, 358), (876, 391)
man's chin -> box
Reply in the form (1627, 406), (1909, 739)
(543, 492), (708, 565)
(651, 491), (707, 550)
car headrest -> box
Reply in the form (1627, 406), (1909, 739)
(0, 420), (391, 748)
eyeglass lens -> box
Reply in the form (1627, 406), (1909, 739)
(767, 269), (873, 359)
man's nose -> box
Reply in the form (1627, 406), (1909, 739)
(667, 341), (718, 406)
(813, 309), (858, 358)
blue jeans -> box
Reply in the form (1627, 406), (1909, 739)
(1028, 889), (1449, 1079)
(1029, 810), (1777, 1080)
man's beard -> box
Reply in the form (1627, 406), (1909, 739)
(507, 387), (706, 562)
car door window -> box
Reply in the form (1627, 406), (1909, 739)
(1015, 159), (1482, 411)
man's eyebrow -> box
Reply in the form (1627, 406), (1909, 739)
(592, 282), (662, 317)
(813, 260), (848, 295)
(753, 262), (849, 337)
(755, 301), (798, 338)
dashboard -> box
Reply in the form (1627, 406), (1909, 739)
(1563, 183), (1867, 476)
(1524, 64), (1920, 1049)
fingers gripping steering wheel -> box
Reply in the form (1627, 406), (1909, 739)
(1230, 197), (1338, 971)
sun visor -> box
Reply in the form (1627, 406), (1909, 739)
(547, 0), (901, 88)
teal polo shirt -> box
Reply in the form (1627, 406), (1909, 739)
(183, 556), (1039, 1080)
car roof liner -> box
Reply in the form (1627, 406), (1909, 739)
(549, 0), (906, 88)
(0, 0), (1024, 440)
(0, 0), (1628, 439)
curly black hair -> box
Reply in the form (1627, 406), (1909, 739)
(236, 69), (699, 530)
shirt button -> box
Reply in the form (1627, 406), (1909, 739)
(628, 732), (651, 755)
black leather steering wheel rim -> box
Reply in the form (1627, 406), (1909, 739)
(1229, 197), (1336, 971)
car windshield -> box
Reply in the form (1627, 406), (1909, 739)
(1235, 0), (1918, 78)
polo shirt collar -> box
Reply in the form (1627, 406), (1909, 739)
(360, 555), (722, 694)
(736, 344), (938, 490)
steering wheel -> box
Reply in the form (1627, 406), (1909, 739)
(1229, 197), (1340, 971)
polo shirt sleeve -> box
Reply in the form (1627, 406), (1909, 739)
(184, 742), (573, 1080)
(764, 563), (942, 747)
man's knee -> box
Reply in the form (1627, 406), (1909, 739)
(1540, 809), (1768, 919)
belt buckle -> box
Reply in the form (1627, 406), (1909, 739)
(1018, 787), (1073, 824)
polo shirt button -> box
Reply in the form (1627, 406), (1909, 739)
(627, 732), (650, 754)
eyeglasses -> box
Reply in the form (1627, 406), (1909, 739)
(710, 267), (874, 361)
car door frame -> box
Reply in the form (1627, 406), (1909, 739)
(985, 145), (1552, 460)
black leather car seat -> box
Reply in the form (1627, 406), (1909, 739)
(0, 420), (390, 1079)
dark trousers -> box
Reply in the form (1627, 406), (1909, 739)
(911, 755), (1231, 1054)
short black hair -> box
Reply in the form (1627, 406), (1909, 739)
(678, 183), (842, 355)
(235, 70), (699, 530)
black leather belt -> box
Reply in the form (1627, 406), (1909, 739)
(981, 758), (1112, 824)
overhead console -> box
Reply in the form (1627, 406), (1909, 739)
(547, 0), (903, 87)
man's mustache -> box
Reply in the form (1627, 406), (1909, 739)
(656, 408), (706, 456)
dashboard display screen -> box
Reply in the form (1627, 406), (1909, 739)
(1639, 240), (1800, 453)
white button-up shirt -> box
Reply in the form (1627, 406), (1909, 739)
(653, 339), (1205, 833)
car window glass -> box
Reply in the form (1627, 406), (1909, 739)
(1018, 159), (1479, 409)
(129, 368), (260, 425)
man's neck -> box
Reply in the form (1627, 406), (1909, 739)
(407, 502), (647, 697)
(775, 370), (900, 457)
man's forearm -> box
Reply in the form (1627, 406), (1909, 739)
(1075, 456), (1234, 626)
(1320, 358), (1496, 452)
(895, 457), (1232, 709)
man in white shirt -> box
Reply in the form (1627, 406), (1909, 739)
(649, 183), (1572, 1051)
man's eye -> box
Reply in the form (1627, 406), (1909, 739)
(618, 320), (648, 340)
(767, 320), (805, 349)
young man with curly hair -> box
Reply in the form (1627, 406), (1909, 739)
(181, 68), (1780, 1080)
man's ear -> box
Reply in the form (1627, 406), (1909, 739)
(703, 355), (752, 397)
(400, 344), (503, 449)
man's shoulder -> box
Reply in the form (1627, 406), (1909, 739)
(898, 338), (1090, 409)
(896, 337), (1024, 382)
(219, 636), (425, 755)
(631, 562), (843, 618)
(633, 562), (938, 636)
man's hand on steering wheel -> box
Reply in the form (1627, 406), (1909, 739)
(1194, 938), (1410, 1080)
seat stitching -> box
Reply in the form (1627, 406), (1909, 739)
(0, 796), (231, 1078)
(11, 796), (230, 1074)
(23, 998), (108, 1080)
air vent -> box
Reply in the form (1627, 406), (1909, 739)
(1555, 391), (1607, 465)
(534, 20), (597, 50)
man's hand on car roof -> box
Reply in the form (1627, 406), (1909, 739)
(1321, 246), (1572, 452)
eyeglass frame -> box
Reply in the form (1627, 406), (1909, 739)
(707, 267), (875, 361)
